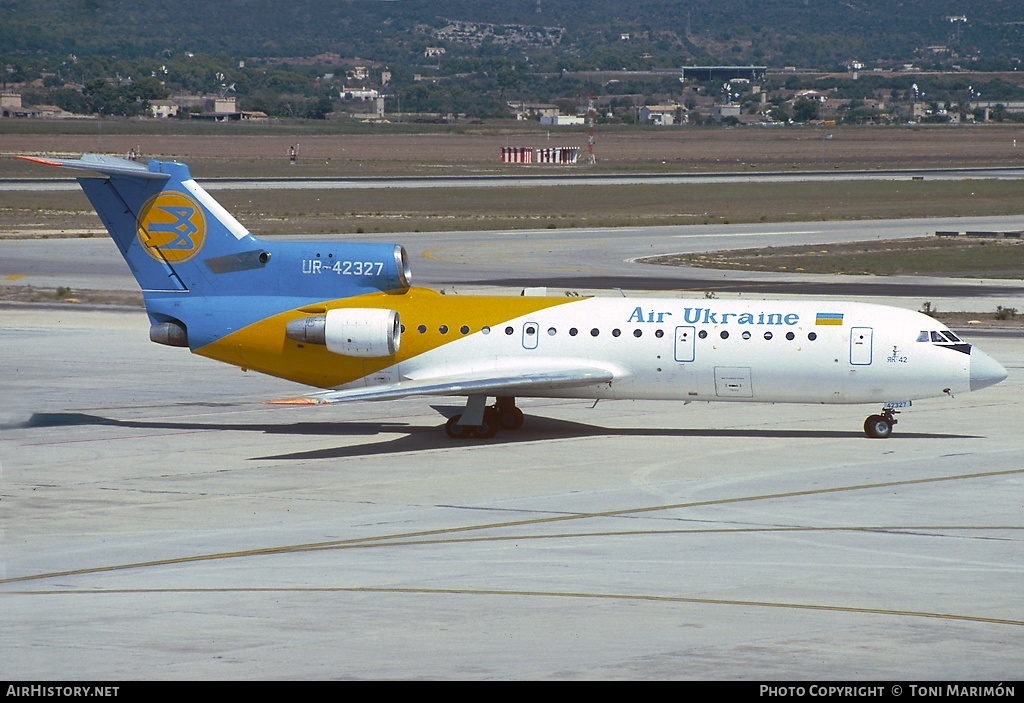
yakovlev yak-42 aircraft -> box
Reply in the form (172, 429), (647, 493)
(22, 154), (1008, 439)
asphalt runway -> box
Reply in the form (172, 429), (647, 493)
(6, 216), (1024, 305)
(6, 166), (1024, 192)
(1, 221), (1023, 680)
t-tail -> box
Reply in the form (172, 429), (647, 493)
(20, 154), (411, 351)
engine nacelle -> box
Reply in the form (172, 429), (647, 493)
(285, 308), (401, 358)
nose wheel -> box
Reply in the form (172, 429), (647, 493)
(863, 409), (898, 439)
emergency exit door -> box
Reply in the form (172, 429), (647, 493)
(674, 326), (695, 362)
(850, 327), (873, 365)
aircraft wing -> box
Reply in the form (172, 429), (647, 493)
(272, 366), (616, 405)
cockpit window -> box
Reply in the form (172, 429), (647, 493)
(921, 329), (966, 344)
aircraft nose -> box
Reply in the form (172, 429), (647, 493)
(970, 346), (1008, 392)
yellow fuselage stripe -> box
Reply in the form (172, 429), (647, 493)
(195, 287), (578, 388)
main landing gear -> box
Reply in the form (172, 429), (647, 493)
(445, 395), (524, 439)
(863, 408), (898, 439)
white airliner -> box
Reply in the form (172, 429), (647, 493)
(22, 153), (1008, 439)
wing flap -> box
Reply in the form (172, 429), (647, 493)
(270, 367), (616, 405)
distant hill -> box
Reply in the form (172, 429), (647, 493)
(2, 0), (1022, 69)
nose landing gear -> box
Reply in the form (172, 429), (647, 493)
(863, 408), (898, 439)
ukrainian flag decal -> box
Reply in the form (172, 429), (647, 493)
(816, 312), (844, 326)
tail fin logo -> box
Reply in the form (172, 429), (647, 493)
(136, 191), (207, 264)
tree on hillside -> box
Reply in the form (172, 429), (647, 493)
(792, 97), (820, 122)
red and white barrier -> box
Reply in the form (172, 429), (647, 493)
(501, 147), (534, 164)
(536, 147), (581, 164)
(502, 146), (581, 165)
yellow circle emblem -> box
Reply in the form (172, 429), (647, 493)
(136, 191), (207, 264)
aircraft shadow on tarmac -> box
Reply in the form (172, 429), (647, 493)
(8, 410), (976, 461)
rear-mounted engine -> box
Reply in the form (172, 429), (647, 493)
(285, 308), (401, 357)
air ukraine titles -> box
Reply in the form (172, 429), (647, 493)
(628, 306), (800, 326)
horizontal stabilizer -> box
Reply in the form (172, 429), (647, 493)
(269, 366), (617, 405)
(17, 154), (170, 180)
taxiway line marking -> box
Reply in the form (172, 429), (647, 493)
(2, 467), (1020, 586)
(3, 586), (1021, 627)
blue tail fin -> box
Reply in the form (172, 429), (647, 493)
(22, 154), (411, 349)
(24, 154), (273, 294)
